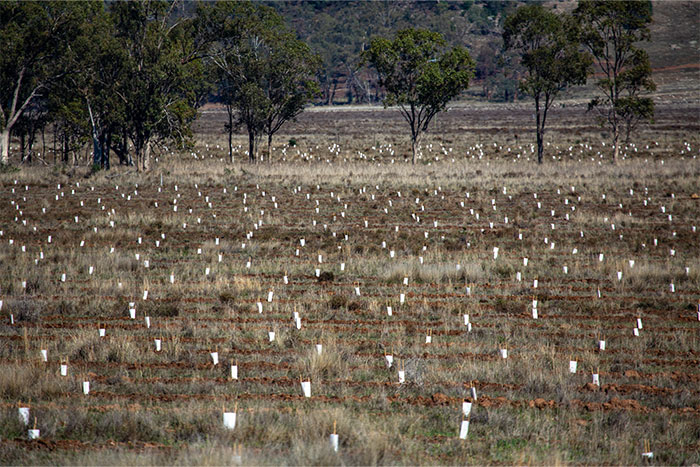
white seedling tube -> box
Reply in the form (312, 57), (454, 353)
(41, 349), (47, 362)
(398, 370), (405, 384)
(99, 327), (106, 337)
(533, 279), (538, 288)
(637, 318), (643, 329)
(340, 262), (345, 272)
(301, 380), (311, 398)
(400, 293), (405, 304)
(387, 306), (392, 316)
(257, 302), (263, 313)
(459, 420), (470, 439)
(385, 355), (393, 368)
(463, 314), (469, 325)
(316, 344), (323, 355)
(28, 428), (40, 440)
(143, 290), (148, 300)
(633, 328), (639, 337)
(354, 286), (360, 296)
(60, 363), (68, 376)
(592, 373), (600, 386)
(329, 433), (339, 452)
(500, 348), (508, 359)
(493, 247), (499, 259)
(268, 331), (275, 342)
(145, 316), (151, 328)
(471, 387), (477, 401)
(569, 360), (578, 373)
(231, 364), (238, 380)
(223, 411), (237, 430)
(82, 381), (90, 395)
(462, 401), (472, 417)
(129, 308), (136, 319)
(532, 308), (538, 320)
(211, 352), (219, 366)
(19, 407), (30, 425)
(599, 340), (606, 351)
(155, 338), (162, 351)
(267, 290), (273, 302)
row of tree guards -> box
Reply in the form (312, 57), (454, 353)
(4, 171), (695, 461)
(0, 1), (655, 168)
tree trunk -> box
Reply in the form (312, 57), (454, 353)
(329, 81), (337, 106)
(52, 125), (57, 164)
(103, 132), (111, 170)
(63, 133), (69, 164)
(411, 133), (419, 165)
(612, 124), (619, 163)
(248, 129), (256, 163)
(92, 133), (102, 167)
(143, 140), (150, 171)
(534, 95), (544, 164)
(135, 141), (143, 172)
(87, 100), (101, 167)
(536, 107), (543, 164)
(227, 107), (234, 164)
(267, 133), (272, 164)
(20, 132), (26, 162)
(0, 129), (10, 165)
(28, 129), (35, 164)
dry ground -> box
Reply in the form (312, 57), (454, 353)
(1, 100), (699, 465)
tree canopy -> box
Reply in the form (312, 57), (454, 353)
(364, 28), (474, 164)
(200, 2), (319, 163)
(0, 1), (94, 165)
(504, 4), (591, 163)
(575, 0), (655, 161)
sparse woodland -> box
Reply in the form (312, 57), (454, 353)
(1, 1), (699, 465)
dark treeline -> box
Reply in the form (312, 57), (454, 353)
(0, 0), (655, 169)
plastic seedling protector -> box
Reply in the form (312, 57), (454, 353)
(459, 419), (470, 439)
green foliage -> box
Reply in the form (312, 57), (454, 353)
(575, 0), (655, 159)
(109, 0), (202, 171)
(364, 28), (474, 164)
(200, 2), (319, 163)
(0, 1), (93, 164)
(503, 4), (591, 163)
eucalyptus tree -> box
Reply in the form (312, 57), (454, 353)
(574, 0), (655, 161)
(503, 4), (591, 164)
(364, 28), (474, 165)
(109, 0), (201, 171)
(200, 2), (319, 163)
(0, 1), (91, 165)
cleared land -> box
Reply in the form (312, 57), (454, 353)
(1, 100), (699, 465)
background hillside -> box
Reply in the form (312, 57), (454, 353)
(264, 0), (699, 104)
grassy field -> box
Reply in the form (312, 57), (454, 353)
(1, 101), (700, 465)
